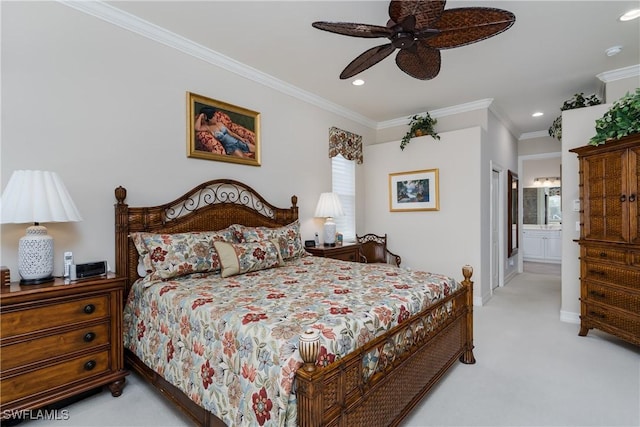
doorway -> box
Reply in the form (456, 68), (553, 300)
(490, 165), (504, 291)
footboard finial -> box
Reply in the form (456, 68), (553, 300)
(299, 329), (320, 372)
(460, 264), (476, 364)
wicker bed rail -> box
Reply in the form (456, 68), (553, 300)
(296, 266), (475, 427)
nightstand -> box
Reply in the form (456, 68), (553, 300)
(0, 275), (128, 416)
(305, 243), (362, 262)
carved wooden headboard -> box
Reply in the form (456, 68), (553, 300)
(114, 179), (298, 297)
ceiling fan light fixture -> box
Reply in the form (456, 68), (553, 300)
(619, 9), (640, 21)
(352, 79), (365, 86)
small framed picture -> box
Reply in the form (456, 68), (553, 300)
(187, 92), (261, 166)
(389, 169), (439, 212)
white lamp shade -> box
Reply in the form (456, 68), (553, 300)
(314, 192), (344, 219)
(1, 170), (82, 224)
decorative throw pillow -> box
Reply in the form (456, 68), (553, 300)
(213, 239), (282, 278)
(241, 220), (305, 260)
(131, 228), (236, 280)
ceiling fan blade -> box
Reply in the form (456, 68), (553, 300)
(428, 8), (516, 49)
(312, 21), (392, 38)
(389, 0), (446, 30)
(395, 44), (441, 80)
(339, 43), (396, 79)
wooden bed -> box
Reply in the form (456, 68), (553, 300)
(114, 179), (475, 427)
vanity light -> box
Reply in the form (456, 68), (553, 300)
(619, 9), (640, 21)
(352, 79), (365, 86)
(534, 177), (561, 187)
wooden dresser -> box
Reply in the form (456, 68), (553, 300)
(0, 276), (128, 417)
(571, 133), (640, 346)
(305, 243), (361, 262)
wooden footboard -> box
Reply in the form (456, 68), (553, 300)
(296, 266), (475, 427)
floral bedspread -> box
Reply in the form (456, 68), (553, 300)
(123, 256), (460, 426)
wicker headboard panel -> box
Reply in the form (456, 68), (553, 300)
(115, 179), (298, 297)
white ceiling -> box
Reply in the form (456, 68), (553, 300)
(101, 0), (640, 138)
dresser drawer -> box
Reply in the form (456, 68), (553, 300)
(0, 350), (110, 405)
(583, 303), (640, 338)
(583, 246), (627, 264)
(583, 262), (640, 290)
(585, 282), (640, 314)
(1, 295), (110, 338)
(1, 322), (110, 371)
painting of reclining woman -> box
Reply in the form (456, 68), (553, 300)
(187, 92), (261, 166)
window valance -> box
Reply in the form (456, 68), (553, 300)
(328, 127), (363, 164)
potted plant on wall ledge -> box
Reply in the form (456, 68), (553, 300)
(400, 113), (440, 150)
(589, 87), (640, 146)
(548, 92), (602, 142)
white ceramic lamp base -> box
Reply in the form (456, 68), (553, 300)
(18, 224), (54, 284)
(323, 217), (336, 247)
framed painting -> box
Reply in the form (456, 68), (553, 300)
(187, 92), (261, 166)
(389, 169), (440, 212)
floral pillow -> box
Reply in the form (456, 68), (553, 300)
(213, 239), (282, 278)
(240, 220), (305, 260)
(131, 228), (237, 281)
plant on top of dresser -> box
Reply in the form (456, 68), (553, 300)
(400, 113), (440, 150)
(548, 92), (602, 141)
(589, 87), (640, 146)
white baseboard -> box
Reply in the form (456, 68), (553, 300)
(560, 310), (580, 324)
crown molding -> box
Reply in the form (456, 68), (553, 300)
(596, 64), (640, 83)
(519, 130), (550, 140)
(59, 0), (377, 129)
(377, 98), (495, 129)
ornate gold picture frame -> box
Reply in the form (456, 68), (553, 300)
(187, 92), (261, 166)
(389, 169), (440, 211)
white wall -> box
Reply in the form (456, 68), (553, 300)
(0, 2), (375, 280)
(560, 104), (611, 322)
(363, 127), (483, 302)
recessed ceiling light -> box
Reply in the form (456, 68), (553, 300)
(352, 79), (364, 86)
(532, 112), (543, 117)
(605, 45), (623, 56)
(619, 8), (640, 21)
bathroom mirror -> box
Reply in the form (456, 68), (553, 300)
(523, 187), (561, 225)
(508, 170), (518, 257)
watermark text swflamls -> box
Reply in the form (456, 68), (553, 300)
(2, 409), (70, 421)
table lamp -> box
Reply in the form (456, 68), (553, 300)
(1, 170), (82, 284)
(314, 192), (344, 247)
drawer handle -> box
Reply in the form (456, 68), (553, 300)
(83, 332), (96, 342)
(589, 311), (606, 319)
(84, 360), (96, 371)
(588, 269), (606, 277)
(83, 304), (96, 314)
(589, 290), (606, 298)
(599, 252), (607, 258)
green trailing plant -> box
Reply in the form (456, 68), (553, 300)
(400, 113), (440, 150)
(548, 93), (601, 141)
(589, 88), (640, 146)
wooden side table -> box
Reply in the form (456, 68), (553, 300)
(0, 275), (128, 417)
(305, 243), (361, 262)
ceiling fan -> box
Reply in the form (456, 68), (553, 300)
(312, 0), (515, 80)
